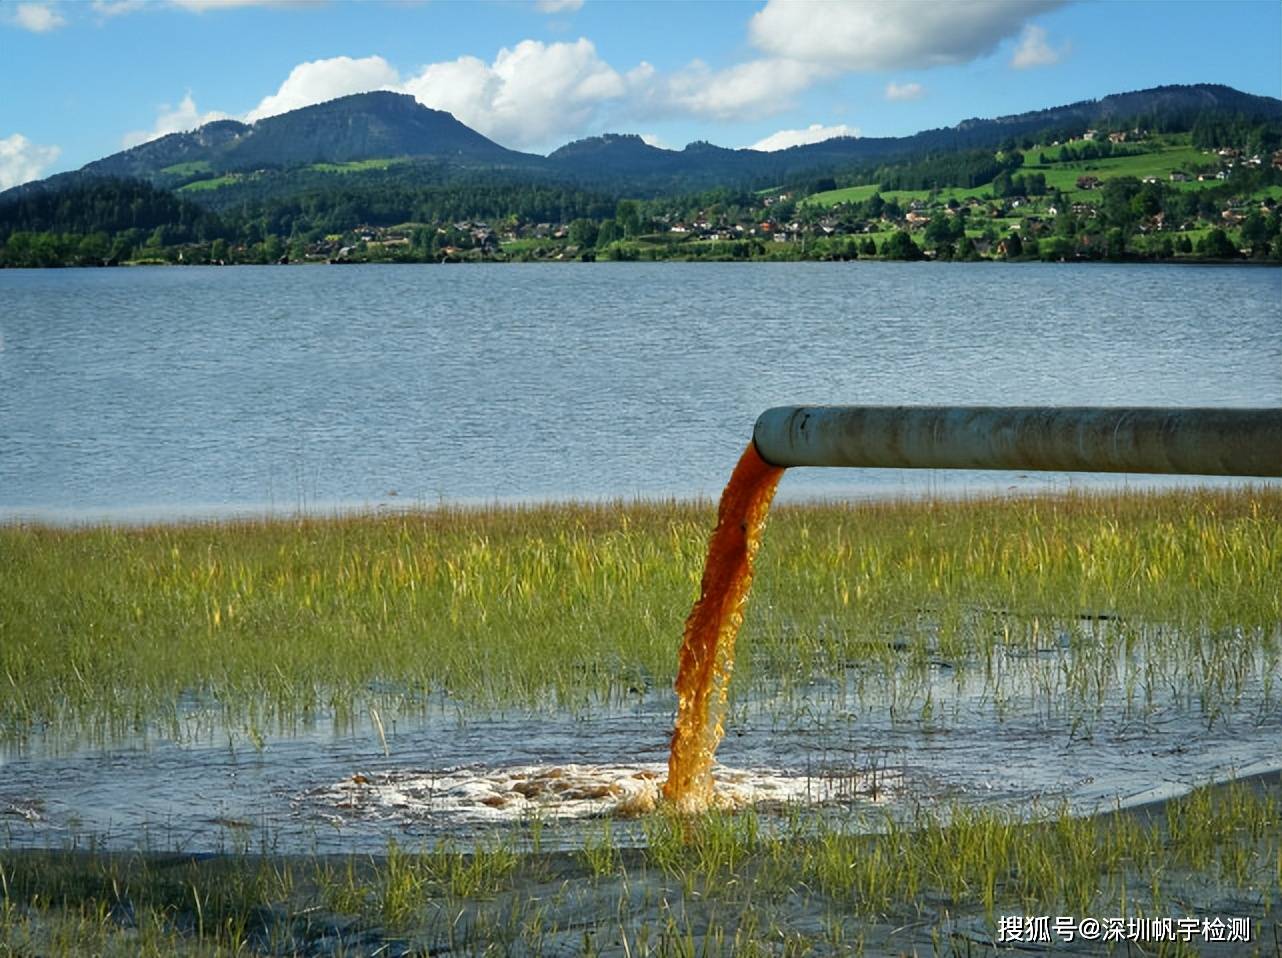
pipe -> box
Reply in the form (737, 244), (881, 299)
(753, 406), (1282, 477)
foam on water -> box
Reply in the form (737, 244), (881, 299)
(304, 762), (888, 827)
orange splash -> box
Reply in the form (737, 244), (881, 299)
(663, 442), (785, 811)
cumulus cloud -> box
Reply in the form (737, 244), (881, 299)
(12, 3), (66, 31)
(655, 57), (822, 121)
(749, 0), (1062, 71)
(0, 134), (61, 189)
(91, 0), (146, 16)
(122, 93), (233, 148)
(1011, 24), (1067, 68)
(90, 0), (318, 18)
(402, 39), (626, 149)
(749, 122), (860, 152)
(230, 42), (627, 150)
(885, 81), (925, 101)
(244, 55), (400, 121)
(639, 132), (670, 150)
(169, 0), (313, 9)
(106, 0), (1065, 158)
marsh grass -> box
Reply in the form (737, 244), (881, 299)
(2, 777), (1278, 955)
(2, 488), (1279, 747)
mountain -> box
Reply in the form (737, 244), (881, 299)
(4, 82), (1280, 203)
(535, 84), (1281, 193)
(547, 84), (1282, 188)
(80, 91), (534, 181)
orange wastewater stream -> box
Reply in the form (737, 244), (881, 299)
(663, 442), (785, 812)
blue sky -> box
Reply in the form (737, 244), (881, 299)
(2, 0), (1280, 189)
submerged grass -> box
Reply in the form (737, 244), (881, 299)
(1, 488), (1279, 745)
(2, 776), (1278, 955)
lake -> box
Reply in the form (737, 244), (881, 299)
(2, 262), (1279, 522)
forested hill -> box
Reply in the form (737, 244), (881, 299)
(5, 82), (1279, 202)
(78, 91), (532, 182)
(546, 85), (1282, 187)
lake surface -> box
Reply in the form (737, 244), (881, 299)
(2, 262), (1279, 522)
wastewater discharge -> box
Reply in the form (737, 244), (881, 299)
(663, 442), (785, 811)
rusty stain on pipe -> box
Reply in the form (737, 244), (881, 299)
(752, 406), (1282, 477)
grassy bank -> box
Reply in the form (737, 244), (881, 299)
(2, 488), (1279, 748)
(2, 775), (1278, 956)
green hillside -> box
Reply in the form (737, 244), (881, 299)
(806, 135), (1270, 208)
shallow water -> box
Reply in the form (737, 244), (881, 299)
(3, 634), (1277, 854)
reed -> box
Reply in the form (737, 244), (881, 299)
(1, 488), (1279, 746)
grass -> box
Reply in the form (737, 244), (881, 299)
(177, 174), (244, 193)
(2, 488), (1279, 953)
(2, 776), (1277, 954)
(2, 488), (1279, 747)
(804, 136), (1271, 209)
(1029, 145), (1209, 192)
(159, 161), (213, 177)
(804, 184), (993, 208)
(306, 158), (406, 174)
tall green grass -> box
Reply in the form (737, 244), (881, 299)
(1, 488), (1278, 745)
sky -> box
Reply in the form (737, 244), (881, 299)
(2, 0), (1280, 189)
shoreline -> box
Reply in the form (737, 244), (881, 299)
(2, 254), (1279, 269)
(5, 475), (1281, 530)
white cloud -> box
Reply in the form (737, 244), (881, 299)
(655, 57), (822, 121)
(402, 38), (626, 149)
(91, 0), (317, 18)
(169, 0), (310, 9)
(885, 81), (925, 102)
(122, 93), (233, 148)
(0, 134), (61, 189)
(749, 0), (1062, 71)
(749, 122), (860, 152)
(639, 132), (670, 150)
(233, 42), (626, 151)
(244, 55), (400, 122)
(103, 0), (1063, 160)
(91, 0), (146, 16)
(1011, 24), (1067, 68)
(12, 3), (66, 31)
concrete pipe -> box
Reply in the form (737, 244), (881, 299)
(752, 406), (1282, 477)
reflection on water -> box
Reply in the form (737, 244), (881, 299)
(2, 634), (1277, 854)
